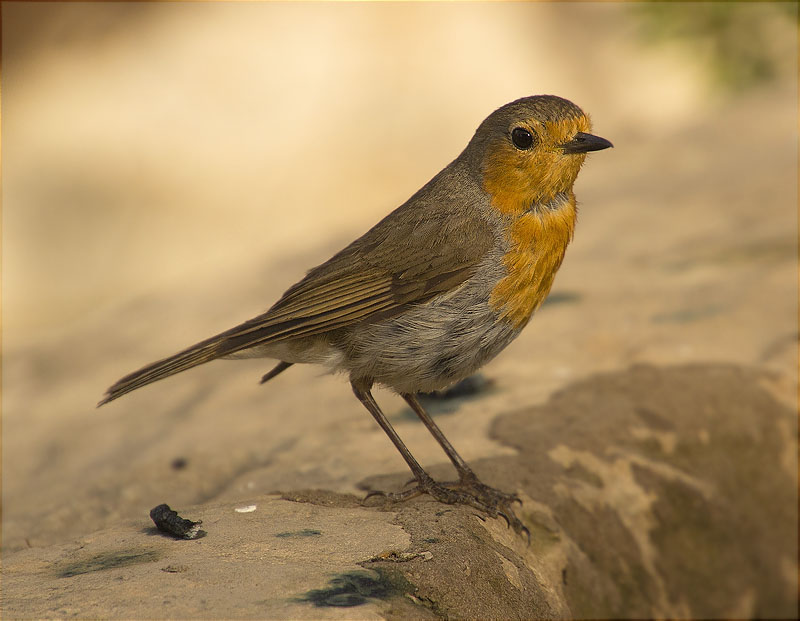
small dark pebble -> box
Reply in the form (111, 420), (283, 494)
(171, 457), (188, 470)
(149, 503), (206, 540)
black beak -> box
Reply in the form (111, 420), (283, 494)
(561, 132), (613, 154)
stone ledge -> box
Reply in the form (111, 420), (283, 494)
(3, 365), (797, 619)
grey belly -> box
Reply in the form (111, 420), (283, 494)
(332, 274), (521, 394)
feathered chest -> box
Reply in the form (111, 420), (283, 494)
(488, 194), (577, 328)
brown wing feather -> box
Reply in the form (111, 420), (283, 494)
(203, 201), (494, 350)
(99, 182), (494, 405)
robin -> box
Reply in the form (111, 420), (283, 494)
(100, 95), (612, 534)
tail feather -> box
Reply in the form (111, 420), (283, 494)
(260, 361), (293, 384)
(98, 333), (228, 406)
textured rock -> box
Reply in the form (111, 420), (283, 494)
(4, 364), (796, 618)
(363, 364), (798, 619)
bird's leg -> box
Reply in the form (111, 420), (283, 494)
(350, 382), (470, 504)
(352, 380), (526, 535)
(353, 380), (483, 506)
(352, 380), (432, 496)
(402, 393), (526, 534)
(402, 393), (477, 481)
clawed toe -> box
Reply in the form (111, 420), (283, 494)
(362, 489), (387, 504)
(362, 474), (528, 540)
(363, 485), (423, 505)
(497, 509), (531, 541)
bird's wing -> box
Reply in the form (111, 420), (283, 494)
(216, 204), (495, 352)
(99, 202), (494, 405)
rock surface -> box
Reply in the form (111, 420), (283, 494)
(4, 365), (797, 618)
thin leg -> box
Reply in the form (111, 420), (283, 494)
(351, 380), (430, 484)
(403, 392), (520, 508)
(402, 393), (474, 479)
(352, 380), (486, 505)
(354, 381), (528, 538)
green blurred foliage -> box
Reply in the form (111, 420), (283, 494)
(633, 1), (797, 92)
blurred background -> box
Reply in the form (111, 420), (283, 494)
(2, 2), (797, 553)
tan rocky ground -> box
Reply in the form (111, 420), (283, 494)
(3, 365), (796, 618)
(3, 3), (797, 618)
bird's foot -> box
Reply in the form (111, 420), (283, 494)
(364, 472), (529, 540)
(453, 471), (522, 507)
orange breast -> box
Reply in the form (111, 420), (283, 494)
(489, 196), (576, 328)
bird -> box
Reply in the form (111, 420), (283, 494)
(99, 95), (612, 534)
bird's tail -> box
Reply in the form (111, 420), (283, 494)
(98, 333), (231, 406)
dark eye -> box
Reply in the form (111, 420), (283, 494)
(511, 127), (534, 150)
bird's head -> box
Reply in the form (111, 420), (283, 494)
(466, 95), (612, 215)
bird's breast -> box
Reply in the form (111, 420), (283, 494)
(488, 193), (577, 328)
